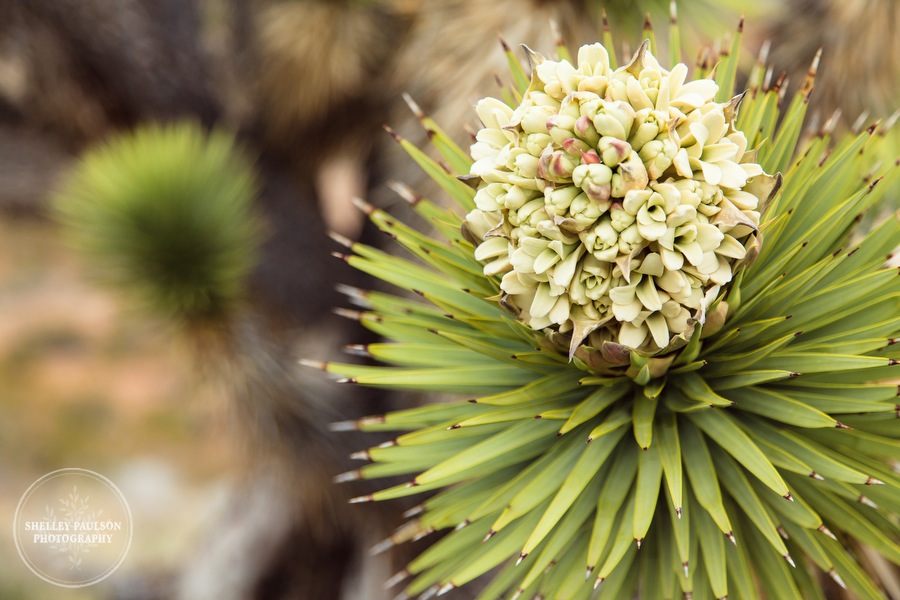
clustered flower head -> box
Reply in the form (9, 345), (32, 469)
(466, 42), (774, 357)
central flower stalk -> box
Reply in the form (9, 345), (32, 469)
(466, 42), (775, 363)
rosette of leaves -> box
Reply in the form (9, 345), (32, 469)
(53, 123), (264, 330)
(312, 18), (900, 600)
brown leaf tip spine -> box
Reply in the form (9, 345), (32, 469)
(828, 569), (847, 589)
(858, 495), (879, 508)
(437, 582), (456, 596)
(402, 92), (424, 119)
(385, 569), (409, 589)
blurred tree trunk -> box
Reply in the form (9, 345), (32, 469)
(0, 2), (403, 599)
(0, 0), (218, 141)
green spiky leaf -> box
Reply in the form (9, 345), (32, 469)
(319, 11), (900, 600)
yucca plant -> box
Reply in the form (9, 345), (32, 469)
(309, 13), (899, 600)
(52, 123), (264, 332)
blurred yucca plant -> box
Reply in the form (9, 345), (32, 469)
(310, 12), (899, 600)
(53, 123), (264, 331)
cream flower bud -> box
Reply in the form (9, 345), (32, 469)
(639, 138), (678, 180)
(537, 58), (580, 101)
(623, 187), (676, 242)
(592, 100), (635, 139)
(463, 207), (501, 243)
(617, 224), (644, 255)
(547, 114), (578, 146)
(610, 152), (649, 197)
(546, 185), (581, 215)
(474, 182), (506, 211)
(475, 97), (514, 129)
(577, 43), (611, 76)
(572, 163), (613, 205)
(609, 203), (636, 232)
(629, 108), (668, 151)
(514, 152), (541, 179)
(567, 193), (604, 231)
(580, 217), (619, 262)
(520, 105), (557, 134)
(524, 133), (553, 157)
(505, 185), (539, 210)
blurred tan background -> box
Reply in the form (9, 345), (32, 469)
(0, 1), (896, 598)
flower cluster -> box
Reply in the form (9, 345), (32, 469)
(466, 43), (773, 355)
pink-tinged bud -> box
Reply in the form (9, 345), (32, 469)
(599, 137), (632, 168)
(550, 152), (577, 179)
(618, 154), (650, 192)
(562, 137), (589, 155)
(548, 111), (577, 128)
(585, 182), (611, 204)
(574, 115), (601, 146)
(538, 145), (577, 182)
(538, 146), (552, 180)
(580, 150), (601, 164)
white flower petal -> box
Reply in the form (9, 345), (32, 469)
(645, 313), (670, 348)
(474, 236), (508, 261)
(715, 234), (747, 259)
(699, 160), (722, 185)
(618, 321), (648, 348)
(530, 283), (557, 319)
(636, 276), (663, 311)
(475, 97), (514, 129)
